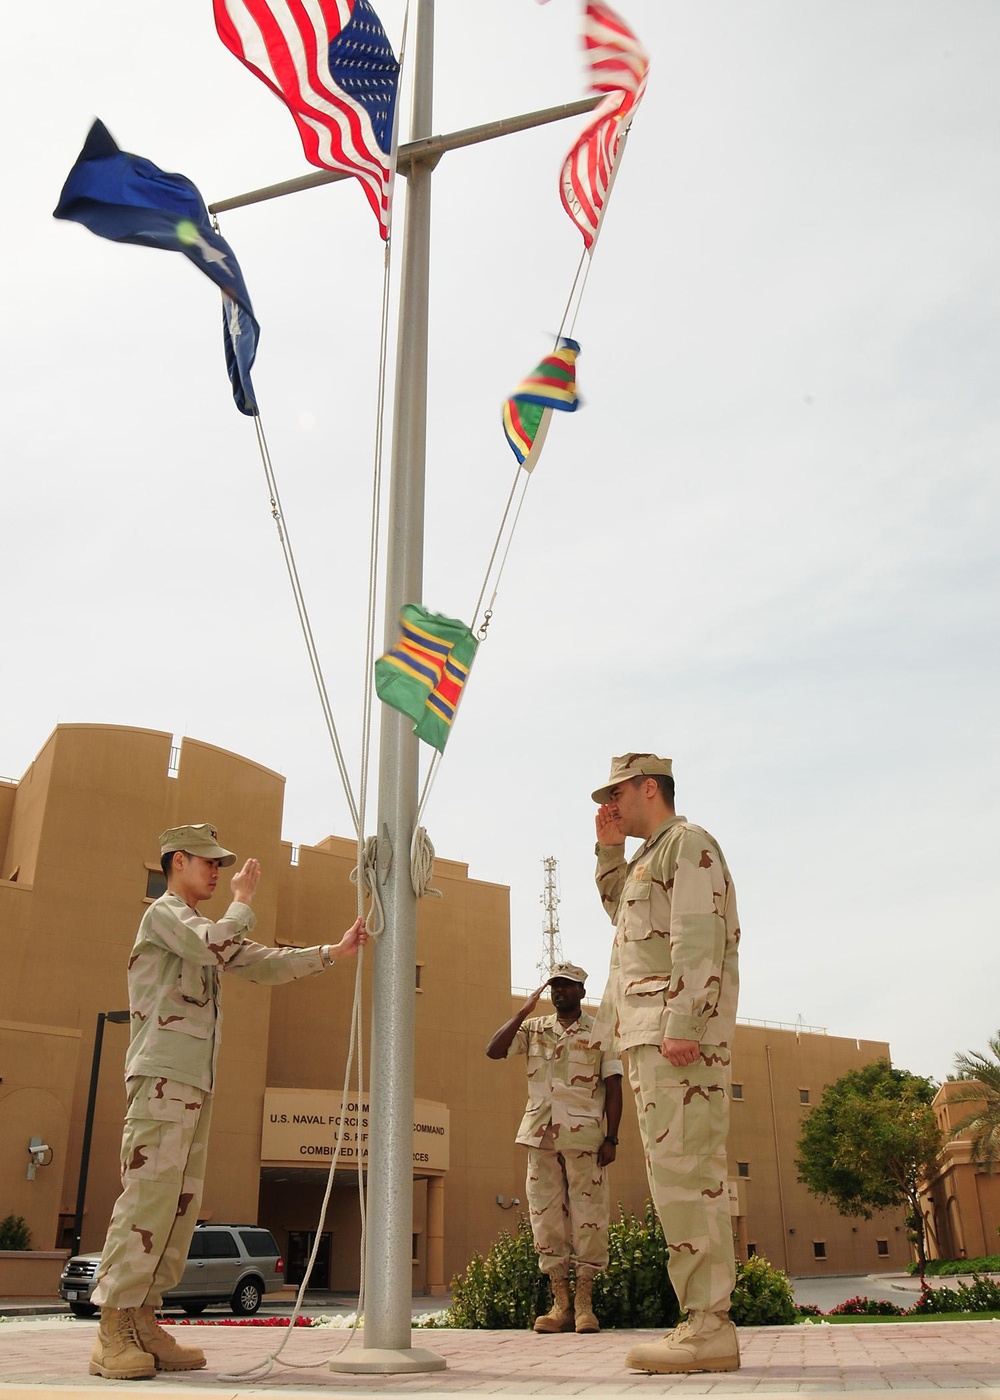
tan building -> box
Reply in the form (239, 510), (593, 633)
(0, 723), (908, 1297)
(919, 1080), (1000, 1262)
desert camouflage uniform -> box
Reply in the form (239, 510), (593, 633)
(593, 816), (740, 1314)
(93, 892), (328, 1309)
(507, 1012), (623, 1279)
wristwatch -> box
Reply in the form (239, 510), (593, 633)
(604, 1134), (619, 1146)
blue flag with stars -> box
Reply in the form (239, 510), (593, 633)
(54, 120), (260, 415)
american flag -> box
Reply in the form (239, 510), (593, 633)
(560, 2), (649, 250)
(214, 0), (400, 240)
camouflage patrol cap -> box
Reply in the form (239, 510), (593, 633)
(591, 753), (674, 804)
(159, 823), (237, 867)
(548, 961), (588, 986)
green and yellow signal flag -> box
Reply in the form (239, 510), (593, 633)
(375, 604), (478, 753)
(502, 337), (581, 472)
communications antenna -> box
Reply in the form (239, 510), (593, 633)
(537, 856), (565, 979)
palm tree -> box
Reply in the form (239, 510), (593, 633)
(951, 1034), (1000, 1172)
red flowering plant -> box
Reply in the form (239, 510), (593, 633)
(173, 1316), (318, 1327)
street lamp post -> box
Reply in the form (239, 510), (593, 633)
(72, 1010), (130, 1256)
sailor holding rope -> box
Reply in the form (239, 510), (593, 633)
(88, 823), (367, 1381)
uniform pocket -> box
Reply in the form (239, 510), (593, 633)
(179, 962), (212, 1007)
(566, 1047), (599, 1088)
(127, 1077), (204, 1123)
(651, 1061), (728, 1157)
(621, 879), (652, 941)
(623, 975), (671, 999)
(526, 1046), (551, 1084)
(121, 1078), (203, 1181)
(155, 994), (214, 1039)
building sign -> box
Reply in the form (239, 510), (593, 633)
(727, 1178), (742, 1217)
(262, 1089), (448, 1172)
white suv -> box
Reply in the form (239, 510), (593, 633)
(59, 1223), (284, 1317)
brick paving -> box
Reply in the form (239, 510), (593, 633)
(1, 1317), (1000, 1398)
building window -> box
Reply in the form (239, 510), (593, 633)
(799, 1088), (810, 1104)
(737, 1161), (750, 1178)
(416, 962), (424, 992)
(747, 1242), (757, 1259)
(144, 866), (167, 901)
(412, 1234), (420, 1264)
(731, 1083), (743, 1100)
(813, 1241), (827, 1259)
(876, 1238), (889, 1256)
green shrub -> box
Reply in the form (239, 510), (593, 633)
(908, 1254), (1000, 1276)
(591, 1203), (679, 1329)
(910, 1284), (963, 1313)
(446, 1207), (799, 1329)
(827, 1294), (904, 1316)
(908, 1276), (1000, 1315)
(0, 1215), (31, 1251)
(447, 1218), (549, 1329)
(955, 1275), (1000, 1310)
(730, 1254), (797, 1326)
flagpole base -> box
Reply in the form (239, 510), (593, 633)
(328, 1346), (447, 1374)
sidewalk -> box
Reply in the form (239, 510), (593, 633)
(1, 1313), (1000, 1398)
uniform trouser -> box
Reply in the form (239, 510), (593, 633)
(92, 1076), (212, 1309)
(525, 1124), (610, 1279)
(628, 1043), (735, 1315)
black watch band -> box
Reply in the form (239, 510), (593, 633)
(604, 1134), (619, 1146)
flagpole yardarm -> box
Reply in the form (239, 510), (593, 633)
(207, 96), (603, 215)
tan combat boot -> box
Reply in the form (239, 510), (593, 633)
(88, 1306), (157, 1379)
(132, 1304), (207, 1371)
(573, 1275), (600, 1333)
(533, 1275), (574, 1333)
(625, 1310), (740, 1373)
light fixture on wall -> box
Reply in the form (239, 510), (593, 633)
(26, 1137), (53, 1180)
(495, 1195), (521, 1210)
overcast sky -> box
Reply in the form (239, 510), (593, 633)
(3, 2), (999, 1085)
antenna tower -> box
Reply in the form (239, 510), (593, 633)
(537, 856), (565, 979)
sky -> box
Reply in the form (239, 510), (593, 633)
(3, 2), (999, 1086)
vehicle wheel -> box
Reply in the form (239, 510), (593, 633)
(230, 1278), (263, 1316)
(70, 1303), (98, 1318)
(181, 1303), (207, 1316)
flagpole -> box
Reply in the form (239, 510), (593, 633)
(328, 0), (444, 1375)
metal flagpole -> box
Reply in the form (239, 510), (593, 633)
(328, 0), (444, 1374)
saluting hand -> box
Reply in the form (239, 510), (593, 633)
(231, 858), (261, 906)
(596, 804), (625, 846)
(519, 983), (548, 1017)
